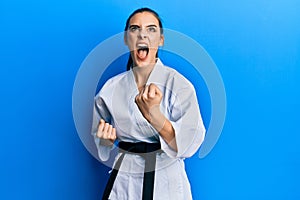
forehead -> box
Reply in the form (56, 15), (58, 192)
(129, 12), (159, 26)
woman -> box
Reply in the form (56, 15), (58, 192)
(92, 8), (206, 200)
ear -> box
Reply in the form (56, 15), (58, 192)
(159, 34), (164, 46)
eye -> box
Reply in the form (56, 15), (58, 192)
(147, 27), (157, 32)
(129, 26), (139, 32)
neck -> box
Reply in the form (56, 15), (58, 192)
(132, 62), (156, 90)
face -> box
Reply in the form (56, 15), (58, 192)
(124, 12), (164, 67)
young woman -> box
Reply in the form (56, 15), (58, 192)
(92, 8), (206, 200)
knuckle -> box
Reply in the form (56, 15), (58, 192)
(103, 133), (109, 139)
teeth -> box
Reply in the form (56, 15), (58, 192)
(137, 44), (148, 48)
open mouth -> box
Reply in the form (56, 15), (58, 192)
(136, 44), (149, 60)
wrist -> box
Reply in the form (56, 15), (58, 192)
(149, 105), (166, 132)
(99, 139), (114, 147)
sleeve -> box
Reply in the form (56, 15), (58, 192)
(159, 79), (206, 158)
(91, 94), (114, 161)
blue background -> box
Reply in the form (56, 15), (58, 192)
(1, 0), (299, 199)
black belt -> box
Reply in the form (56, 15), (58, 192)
(102, 141), (162, 200)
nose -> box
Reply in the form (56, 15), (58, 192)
(138, 28), (148, 39)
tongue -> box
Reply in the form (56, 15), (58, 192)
(137, 49), (147, 60)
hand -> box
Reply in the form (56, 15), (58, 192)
(96, 119), (117, 146)
(136, 83), (177, 151)
(135, 83), (163, 123)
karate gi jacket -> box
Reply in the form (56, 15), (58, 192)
(92, 58), (206, 200)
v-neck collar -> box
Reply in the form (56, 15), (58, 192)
(129, 58), (164, 93)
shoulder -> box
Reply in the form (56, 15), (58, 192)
(161, 63), (195, 91)
(104, 71), (128, 86)
(97, 71), (130, 96)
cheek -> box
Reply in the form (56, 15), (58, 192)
(126, 40), (136, 50)
(149, 35), (163, 47)
(149, 33), (162, 44)
(125, 34), (136, 47)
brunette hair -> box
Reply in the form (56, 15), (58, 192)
(124, 8), (163, 70)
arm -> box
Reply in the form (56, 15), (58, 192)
(92, 96), (117, 161)
(136, 81), (206, 158)
(135, 83), (178, 151)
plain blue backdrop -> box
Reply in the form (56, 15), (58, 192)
(1, 0), (299, 199)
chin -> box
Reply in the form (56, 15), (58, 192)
(135, 56), (157, 67)
(134, 59), (156, 68)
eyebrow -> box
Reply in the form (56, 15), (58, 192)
(129, 24), (158, 28)
(146, 24), (158, 28)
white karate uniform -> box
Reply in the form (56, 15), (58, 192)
(92, 58), (206, 200)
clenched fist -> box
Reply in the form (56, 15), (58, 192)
(135, 83), (163, 122)
(135, 83), (167, 133)
(96, 119), (117, 146)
